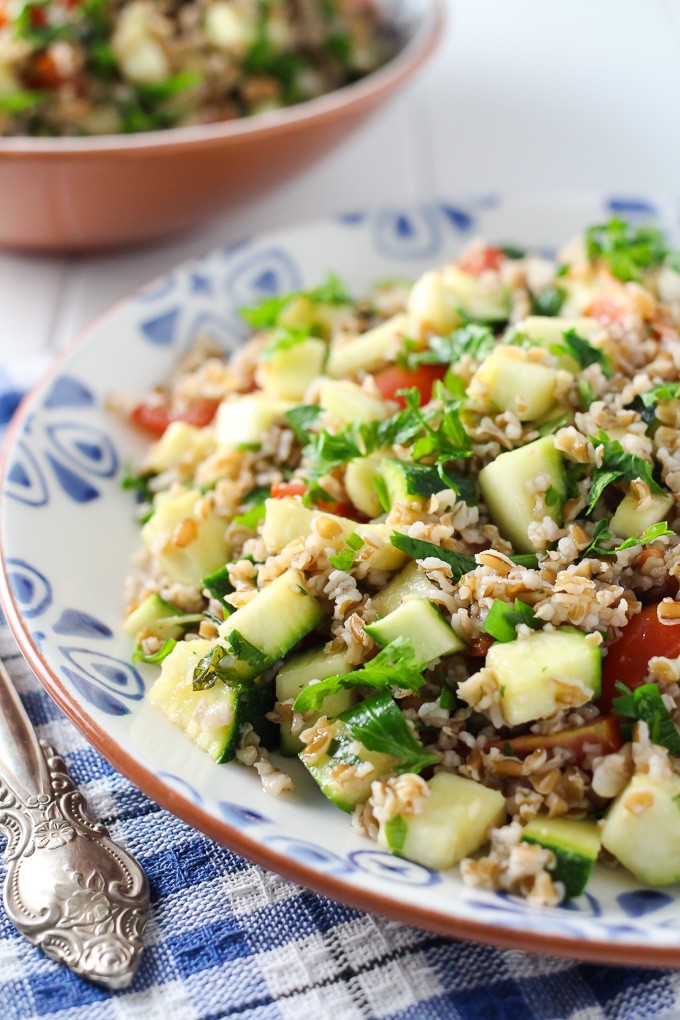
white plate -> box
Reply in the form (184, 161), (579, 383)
(3, 194), (680, 966)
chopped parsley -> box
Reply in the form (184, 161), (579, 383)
(640, 381), (680, 407)
(192, 645), (230, 691)
(341, 691), (439, 775)
(202, 565), (235, 610)
(293, 636), (428, 713)
(550, 329), (612, 377)
(285, 404), (323, 443)
(585, 217), (670, 282)
(583, 520), (673, 558)
(261, 325), (312, 358)
(233, 486), (270, 529)
(613, 682), (680, 755)
(390, 532), (477, 580)
(586, 430), (665, 514)
(483, 599), (541, 643)
(530, 284), (566, 318)
(227, 629), (271, 672)
(329, 533), (364, 571)
(132, 638), (177, 664)
(578, 378), (596, 410)
(240, 273), (351, 328)
(396, 324), (496, 371)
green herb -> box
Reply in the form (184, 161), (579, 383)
(121, 465), (155, 503)
(262, 325), (311, 358)
(509, 553), (539, 568)
(390, 532), (477, 580)
(383, 814), (408, 851)
(240, 272), (351, 328)
(531, 284), (565, 317)
(550, 329), (613, 377)
(436, 464), (477, 505)
(585, 217), (670, 282)
(640, 381), (680, 407)
(232, 486), (270, 529)
(587, 430), (665, 514)
(583, 520), (674, 558)
(373, 473), (390, 513)
(439, 684), (458, 711)
(0, 90), (44, 114)
(329, 533), (364, 571)
(285, 404), (322, 443)
(578, 378), (596, 410)
(227, 629), (270, 672)
(501, 245), (526, 260)
(132, 638), (177, 664)
(555, 263), (570, 277)
(236, 442), (261, 453)
(537, 412), (571, 437)
(613, 681), (680, 754)
(193, 645), (229, 691)
(483, 599), (541, 643)
(136, 69), (200, 104)
(396, 324), (496, 371)
(293, 636), (428, 713)
(202, 566), (235, 610)
(404, 384), (473, 463)
(340, 692), (439, 775)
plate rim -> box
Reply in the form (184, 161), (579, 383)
(3, 198), (680, 968)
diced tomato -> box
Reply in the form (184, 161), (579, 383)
(583, 295), (627, 328)
(0, 0), (9, 26)
(129, 397), (220, 438)
(372, 363), (447, 408)
(465, 635), (494, 658)
(457, 246), (504, 276)
(600, 603), (680, 712)
(29, 3), (48, 25)
(24, 51), (64, 89)
(270, 481), (306, 500)
(488, 716), (623, 764)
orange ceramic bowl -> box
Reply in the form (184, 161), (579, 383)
(0, 0), (443, 253)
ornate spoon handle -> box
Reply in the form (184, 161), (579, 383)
(0, 656), (149, 989)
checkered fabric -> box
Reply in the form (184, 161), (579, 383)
(1, 363), (679, 1020)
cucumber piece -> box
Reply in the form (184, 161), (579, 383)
(470, 347), (560, 422)
(370, 561), (438, 617)
(326, 314), (408, 378)
(143, 421), (216, 474)
(521, 817), (601, 898)
(365, 599), (465, 661)
(300, 715), (398, 812)
(460, 628), (601, 726)
(407, 270), (462, 334)
(377, 458), (442, 507)
(318, 378), (389, 424)
(141, 488), (231, 585)
(442, 264), (510, 322)
(256, 337), (327, 401)
(123, 593), (187, 639)
(518, 315), (607, 370)
(218, 568), (324, 679)
(147, 638), (274, 762)
(276, 646), (356, 755)
(214, 395), (294, 448)
(610, 488), (674, 540)
(601, 771), (680, 885)
(478, 435), (566, 553)
(344, 451), (387, 518)
(377, 772), (506, 870)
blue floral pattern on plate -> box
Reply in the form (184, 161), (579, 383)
(2, 196), (680, 959)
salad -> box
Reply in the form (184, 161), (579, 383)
(122, 216), (680, 907)
(0, 0), (390, 136)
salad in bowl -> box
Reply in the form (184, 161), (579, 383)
(120, 215), (680, 908)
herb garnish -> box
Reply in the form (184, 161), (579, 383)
(550, 329), (612, 377)
(585, 217), (670, 282)
(390, 532), (477, 580)
(396, 324), (496, 371)
(340, 691), (439, 775)
(586, 431), (665, 514)
(582, 520), (673, 558)
(613, 682), (680, 754)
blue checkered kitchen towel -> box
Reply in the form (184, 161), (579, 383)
(1, 360), (679, 1020)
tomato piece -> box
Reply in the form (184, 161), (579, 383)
(600, 603), (680, 712)
(465, 635), (494, 658)
(488, 716), (623, 764)
(130, 397), (220, 437)
(372, 363), (447, 408)
(270, 481), (306, 500)
(583, 295), (627, 328)
(457, 246), (503, 276)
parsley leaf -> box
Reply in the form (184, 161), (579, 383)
(396, 324), (496, 371)
(583, 520), (674, 557)
(193, 645), (229, 690)
(531, 284), (566, 317)
(587, 431), (665, 514)
(233, 486), (270, 529)
(585, 217), (670, 282)
(227, 629), (271, 672)
(239, 273), (351, 328)
(202, 566), (235, 610)
(262, 325), (311, 358)
(578, 378), (596, 410)
(390, 532), (477, 580)
(340, 691), (439, 775)
(285, 404), (322, 443)
(132, 638), (177, 664)
(329, 533), (364, 571)
(483, 599), (542, 643)
(641, 381), (680, 407)
(293, 636), (428, 713)
(613, 682), (680, 754)
(551, 329), (612, 377)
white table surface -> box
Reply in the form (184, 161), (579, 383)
(2, 0), (680, 359)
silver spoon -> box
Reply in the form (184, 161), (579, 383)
(0, 654), (149, 989)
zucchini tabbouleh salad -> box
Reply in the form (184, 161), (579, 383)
(0, 0), (389, 136)
(121, 216), (680, 907)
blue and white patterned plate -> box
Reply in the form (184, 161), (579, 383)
(3, 194), (680, 967)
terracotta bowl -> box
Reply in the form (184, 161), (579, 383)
(0, 0), (443, 253)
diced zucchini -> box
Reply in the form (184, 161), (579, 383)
(407, 270), (461, 334)
(459, 628), (602, 726)
(610, 488), (674, 540)
(123, 593), (188, 640)
(344, 451), (387, 518)
(218, 568), (324, 679)
(276, 646), (356, 755)
(354, 523), (408, 571)
(469, 347), (560, 422)
(370, 560), (438, 617)
(214, 395), (294, 448)
(521, 816), (601, 898)
(377, 458), (442, 507)
(300, 715), (398, 812)
(378, 772), (506, 870)
(318, 378), (389, 424)
(478, 435), (566, 553)
(141, 488), (230, 585)
(256, 337), (326, 401)
(147, 638), (274, 762)
(142, 421), (216, 474)
(365, 599), (465, 661)
(601, 771), (680, 885)
(326, 314), (408, 378)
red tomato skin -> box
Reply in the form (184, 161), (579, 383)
(270, 481), (306, 500)
(269, 482), (367, 521)
(372, 364), (447, 408)
(488, 716), (623, 764)
(600, 604), (680, 712)
(457, 246), (504, 276)
(130, 397), (220, 437)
